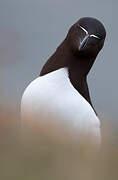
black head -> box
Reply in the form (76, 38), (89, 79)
(66, 17), (106, 57)
(40, 17), (106, 110)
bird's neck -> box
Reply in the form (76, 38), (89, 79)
(40, 39), (96, 107)
(68, 60), (92, 106)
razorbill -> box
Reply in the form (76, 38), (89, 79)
(21, 17), (106, 147)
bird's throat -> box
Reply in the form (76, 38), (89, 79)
(68, 57), (95, 107)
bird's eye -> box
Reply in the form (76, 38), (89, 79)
(89, 37), (100, 46)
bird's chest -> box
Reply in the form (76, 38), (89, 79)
(30, 73), (100, 133)
(22, 68), (100, 145)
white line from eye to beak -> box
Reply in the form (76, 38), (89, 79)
(78, 24), (100, 39)
(79, 25), (88, 35)
(90, 34), (100, 39)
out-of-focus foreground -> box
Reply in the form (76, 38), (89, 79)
(0, 0), (118, 179)
(0, 108), (118, 180)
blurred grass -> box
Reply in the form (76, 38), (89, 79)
(0, 106), (118, 180)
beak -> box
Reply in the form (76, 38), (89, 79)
(79, 35), (90, 50)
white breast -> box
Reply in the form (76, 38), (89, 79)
(21, 68), (101, 147)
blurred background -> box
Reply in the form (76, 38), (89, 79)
(0, 0), (118, 179)
(0, 0), (117, 122)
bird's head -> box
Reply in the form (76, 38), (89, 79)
(66, 17), (106, 58)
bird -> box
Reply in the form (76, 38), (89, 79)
(21, 17), (106, 149)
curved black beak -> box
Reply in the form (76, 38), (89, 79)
(79, 35), (90, 50)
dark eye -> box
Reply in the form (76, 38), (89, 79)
(89, 37), (100, 46)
